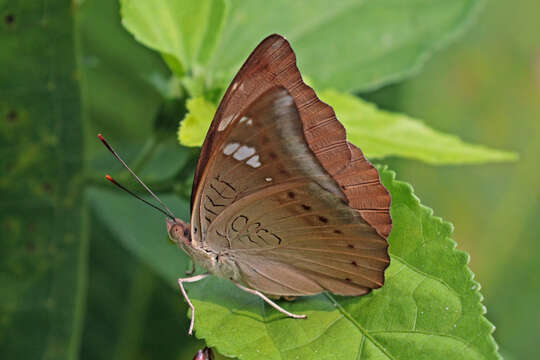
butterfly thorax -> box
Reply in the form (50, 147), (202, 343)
(186, 230), (242, 282)
(183, 241), (240, 281)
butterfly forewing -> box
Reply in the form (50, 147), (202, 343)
(192, 35), (350, 207)
(192, 87), (343, 242)
(192, 34), (391, 240)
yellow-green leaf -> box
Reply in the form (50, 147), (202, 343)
(320, 89), (518, 164)
(178, 97), (216, 147)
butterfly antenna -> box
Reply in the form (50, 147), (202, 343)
(98, 133), (177, 220)
(105, 175), (175, 220)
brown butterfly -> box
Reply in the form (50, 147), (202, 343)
(100, 34), (391, 335)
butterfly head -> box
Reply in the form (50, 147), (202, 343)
(166, 218), (191, 246)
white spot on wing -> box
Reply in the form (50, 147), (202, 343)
(246, 155), (261, 168)
(218, 114), (235, 131)
(223, 142), (240, 155)
(238, 116), (254, 126)
(233, 145), (255, 160)
(275, 94), (294, 107)
(265, 177), (273, 182)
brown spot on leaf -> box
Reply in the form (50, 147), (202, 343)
(4, 14), (15, 25)
(318, 216), (328, 223)
(334, 229), (342, 234)
(347, 244), (354, 249)
(42, 182), (52, 193)
(6, 110), (17, 122)
(301, 204), (311, 211)
(351, 261), (358, 267)
(287, 191), (295, 199)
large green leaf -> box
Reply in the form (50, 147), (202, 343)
(320, 90), (517, 164)
(207, 0), (484, 92)
(120, 0), (228, 77)
(0, 1), (86, 358)
(176, 92), (516, 164)
(120, 0), (484, 93)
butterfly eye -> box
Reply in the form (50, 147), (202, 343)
(168, 225), (181, 241)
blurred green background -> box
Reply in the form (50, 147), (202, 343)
(1, 0), (538, 359)
(369, 1), (539, 357)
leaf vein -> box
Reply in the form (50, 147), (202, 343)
(324, 293), (396, 360)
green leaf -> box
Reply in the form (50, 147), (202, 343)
(207, 0), (485, 92)
(320, 89), (518, 164)
(178, 97), (217, 147)
(120, 0), (228, 77)
(0, 1), (87, 358)
(185, 168), (500, 359)
(86, 188), (191, 284)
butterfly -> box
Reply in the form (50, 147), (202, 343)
(100, 34), (391, 335)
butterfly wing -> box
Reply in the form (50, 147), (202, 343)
(212, 181), (388, 296)
(193, 87), (389, 296)
(190, 34), (391, 296)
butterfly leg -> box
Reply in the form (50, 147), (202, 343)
(185, 259), (196, 275)
(234, 282), (307, 319)
(177, 273), (209, 335)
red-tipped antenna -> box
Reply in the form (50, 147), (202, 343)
(98, 133), (176, 220)
(105, 174), (175, 220)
